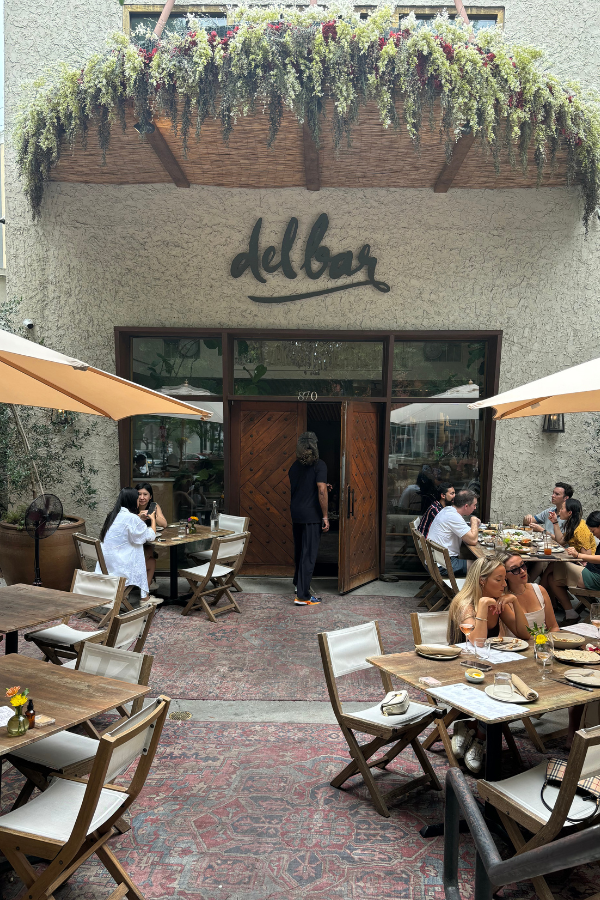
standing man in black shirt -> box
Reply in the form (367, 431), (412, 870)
(288, 432), (329, 606)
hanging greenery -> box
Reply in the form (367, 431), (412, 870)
(14, 4), (600, 229)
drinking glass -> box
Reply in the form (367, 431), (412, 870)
(543, 533), (553, 556)
(590, 603), (600, 642)
(178, 520), (186, 537)
(460, 622), (475, 652)
(494, 672), (513, 700)
(535, 642), (553, 680)
(474, 639), (489, 662)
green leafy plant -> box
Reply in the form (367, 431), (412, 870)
(235, 364), (268, 395)
(14, 6), (600, 229)
(527, 621), (548, 638)
(2, 505), (29, 530)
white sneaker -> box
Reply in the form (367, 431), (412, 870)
(451, 721), (473, 760)
(464, 738), (485, 774)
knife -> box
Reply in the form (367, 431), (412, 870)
(550, 678), (595, 692)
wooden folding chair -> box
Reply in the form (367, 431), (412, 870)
(0, 695), (170, 900)
(318, 621), (445, 817)
(73, 533), (135, 619)
(25, 571), (127, 664)
(179, 532), (249, 622)
(424, 537), (466, 607)
(7, 643), (155, 809)
(478, 723), (600, 900)
(409, 519), (443, 609)
(410, 610), (449, 645)
(188, 514), (249, 592)
(569, 586), (600, 613)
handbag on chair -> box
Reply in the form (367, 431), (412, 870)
(540, 756), (600, 822)
(380, 690), (410, 717)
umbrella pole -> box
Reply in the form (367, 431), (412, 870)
(453, 0), (470, 25)
(153, 0), (176, 40)
(9, 404), (44, 499)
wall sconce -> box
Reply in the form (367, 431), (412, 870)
(51, 409), (76, 428)
(542, 414), (565, 433)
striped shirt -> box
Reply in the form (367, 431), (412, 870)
(419, 501), (442, 538)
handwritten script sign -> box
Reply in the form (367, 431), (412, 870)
(231, 213), (391, 303)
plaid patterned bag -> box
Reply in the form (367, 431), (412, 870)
(540, 756), (600, 822)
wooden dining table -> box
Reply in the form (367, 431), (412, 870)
(148, 524), (234, 603)
(0, 584), (119, 655)
(0, 654), (149, 755)
(467, 529), (565, 562)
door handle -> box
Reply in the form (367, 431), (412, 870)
(347, 485), (352, 519)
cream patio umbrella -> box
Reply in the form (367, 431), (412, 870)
(0, 328), (211, 495)
(468, 356), (600, 420)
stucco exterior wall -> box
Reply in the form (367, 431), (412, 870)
(4, 1), (600, 535)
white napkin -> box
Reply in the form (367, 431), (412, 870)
(0, 706), (15, 727)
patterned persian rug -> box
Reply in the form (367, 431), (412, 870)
(0, 721), (596, 900)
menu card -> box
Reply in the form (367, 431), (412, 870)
(0, 706), (15, 727)
(429, 682), (529, 719)
(456, 643), (527, 664)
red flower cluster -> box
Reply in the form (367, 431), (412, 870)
(207, 30), (218, 45)
(322, 21), (338, 44)
(435, 36), (454, 62)
(186, 30), (198, 49)
(138, 46), (158, 65)
(507, 90), (525, 110)
(268, 22), (283, 32)
(387, 30), (409, 48)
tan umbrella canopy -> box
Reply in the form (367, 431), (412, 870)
(469, 356), (600, 419)
(0, 329), (211, 419)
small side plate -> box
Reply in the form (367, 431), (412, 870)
(485, 684), (538, 704)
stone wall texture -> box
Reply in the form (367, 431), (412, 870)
(4, 1), (600, 535)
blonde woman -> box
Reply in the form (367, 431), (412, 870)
(448, 556), (529, 774)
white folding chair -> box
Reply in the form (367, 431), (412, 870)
(7, 643), (155, 809)
(318, 621), (444, 817)
(409, 519), (443, 609)
(188, 514), (249, 592)
(410, 610), (450, 645)
(425, 538), (466, 604)
(179, 532), (249, 622)
(0, 697), (170, 900)
(25, 571), (126, 664)
(73, 532), (108, 574)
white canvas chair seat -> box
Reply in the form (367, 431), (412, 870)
(180, 562), (233, 579)
(27, 623), (105, 647)
(349, 700), (434, 729)
(485, 760), (600, 824)
(0, 778), (126, 842)
(443, 577), (465, 592)
(11, 731), (98, 770)
(319, 621), (444, 818)
(179, 532), (249, 622)
(188, 514), (249, 593)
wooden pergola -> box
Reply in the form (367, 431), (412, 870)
(50, 101), (573, 194)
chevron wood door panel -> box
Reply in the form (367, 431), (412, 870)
(230, 402), (307, 575)
(339, 402), (380, 593)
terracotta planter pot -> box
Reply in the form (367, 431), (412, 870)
(0, 516), (86, 592)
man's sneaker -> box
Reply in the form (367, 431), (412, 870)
(451, 721), (473, 760)
(294, 596), (322, 606)
(464, 738), (485, 774)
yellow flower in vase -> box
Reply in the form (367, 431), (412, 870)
(10, 694), (28, 709)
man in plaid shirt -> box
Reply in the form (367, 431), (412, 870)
(419, 482), (455, 538)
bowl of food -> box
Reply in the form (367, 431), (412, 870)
(464, 668), (486, 684)
(550, 631), (586, 649)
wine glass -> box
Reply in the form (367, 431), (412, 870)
(590, 603), (600, 642)
(460, 621), (475, 653)
(535, 640), (553, 680)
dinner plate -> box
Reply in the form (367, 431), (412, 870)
(553, 649), (600, 666)
(415, 649), (461, 661)
(488, 638), (529, 652)
(501, 529), (531, 539)
(550, 631), (586, 649)
(536, 551), (564, 559)
(156, 526), (164, 532)
(564, 668), (600, 687)
(485, 685), (538, 704)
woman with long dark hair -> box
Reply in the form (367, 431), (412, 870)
(136, 483), (167, 588)
(542, 499), (596, 620)
(98, 487), (156, 597)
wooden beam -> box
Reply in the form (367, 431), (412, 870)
(146, 125), (190, 188)
(433, 132), (475, 193)
(302, 123), (320, 192)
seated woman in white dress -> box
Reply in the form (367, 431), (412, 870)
(498, 552), (560, 637)
(98, 487), (156, 598)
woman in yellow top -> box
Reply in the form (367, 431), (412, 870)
(542, 498), (596, 621)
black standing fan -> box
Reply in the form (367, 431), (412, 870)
(24, 494), (63, 586)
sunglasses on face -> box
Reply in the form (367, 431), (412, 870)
(506, 564), (527, 576)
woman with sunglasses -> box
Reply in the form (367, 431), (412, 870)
(498, 552), (559, 637)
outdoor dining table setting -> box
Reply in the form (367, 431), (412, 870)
(470, 523), (566, 561)
(149, 521), (234, 602)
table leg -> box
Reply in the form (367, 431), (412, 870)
(484, 723), (503, 782)
(5, 632), (18, 655)
(160, 545), (189, 607)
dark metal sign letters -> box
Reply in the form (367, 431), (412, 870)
(231, 213), (390, 303)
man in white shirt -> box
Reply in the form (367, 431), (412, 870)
(427, 489), (480, 578)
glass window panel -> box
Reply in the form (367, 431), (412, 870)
(386, 402), (483, 575)
(129, 12), (228, 39)
(392, 340), (486, 398)
(234, 340), (384, 397)
(132, 337), (222, 395)
(132, 408), (224, 526)
(404, 13), (499, 32)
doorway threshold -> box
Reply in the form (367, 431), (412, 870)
(236, 576), (423, 597)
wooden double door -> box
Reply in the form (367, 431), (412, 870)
(230, 400), (380, 593)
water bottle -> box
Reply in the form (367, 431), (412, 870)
(210, 501), (219, 533)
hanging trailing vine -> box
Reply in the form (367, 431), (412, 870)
(14, 4), (600, 229)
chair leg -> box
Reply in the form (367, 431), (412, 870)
(96, 844), (146, 900)
(337, 725), (391, 817)
(499, 811), (557, 900)
(422, 708), (460, 751)
(522, 716), (546, 753)
(330, 734), (388, 787)
(410, 738), (442, 791)
(11, 778), (37, 810)
(107, 885), (129, 900)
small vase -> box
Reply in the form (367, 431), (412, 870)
(188, 525), (196, 534)
(7, 711), (29, 737)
